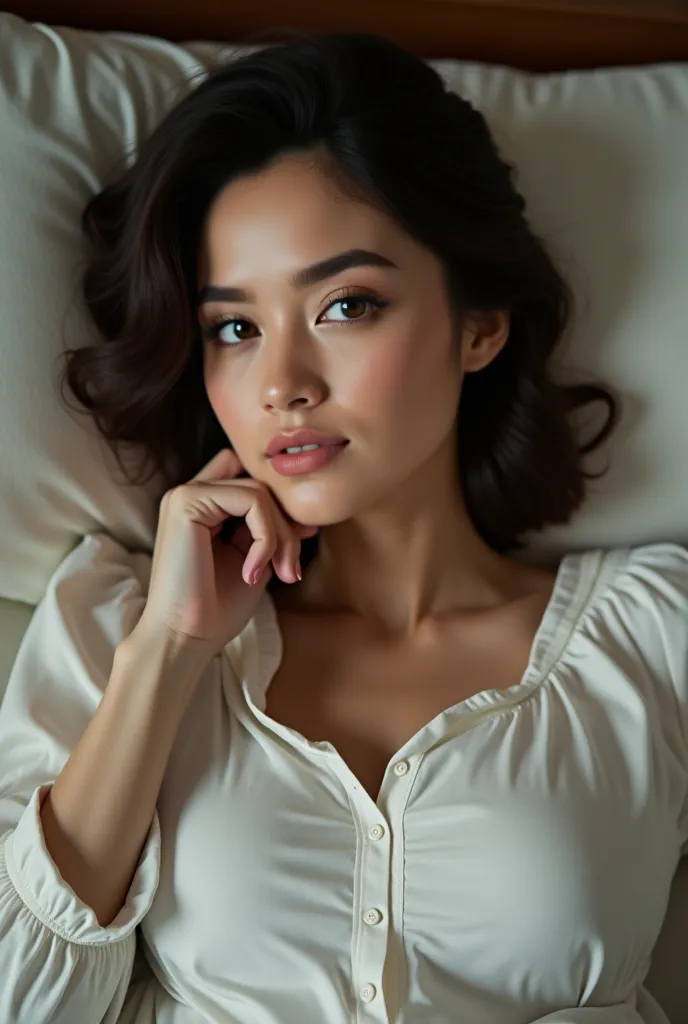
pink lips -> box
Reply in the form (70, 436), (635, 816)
(268, 438), (349, 477)
(265, 428), (348, 459)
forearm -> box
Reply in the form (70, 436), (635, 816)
(40, 628), (211, 926)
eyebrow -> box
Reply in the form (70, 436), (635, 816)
(197, 248), (399, 306)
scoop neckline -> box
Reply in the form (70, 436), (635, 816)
(243, 544), (620, 715)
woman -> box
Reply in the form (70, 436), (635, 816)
(0, 31), (686, 1024)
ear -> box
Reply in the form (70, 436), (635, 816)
(460, 310), (510, 373)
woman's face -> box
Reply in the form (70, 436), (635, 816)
(197, 151), (506, 527)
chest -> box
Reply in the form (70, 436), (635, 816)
(151, 643), (675, 1021)
(264, 608), (540, 802)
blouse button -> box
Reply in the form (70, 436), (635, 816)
(393, 760), (410, 776)
(360, 983), (377, 1003)
(369, 824), (385, 841)
(363, 907), (383, 926)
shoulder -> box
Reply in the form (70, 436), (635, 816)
(588, 541), (688, 682)
(608, 541), (688, 613)
(0, 534), (155, 770)
(37, 531), (152, 659)
(50, 531), (152, 590)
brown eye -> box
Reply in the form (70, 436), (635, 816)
(320, 293), (387, 324)
(205, 318), (260, 346)
(337, 297), (368, 319)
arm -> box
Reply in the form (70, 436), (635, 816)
(0, 534), (209, 1024)
(41, 625), (210, 927)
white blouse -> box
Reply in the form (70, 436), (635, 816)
(1, 533), (687, 1024)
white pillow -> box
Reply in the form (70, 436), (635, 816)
(1, 12), (687, 603)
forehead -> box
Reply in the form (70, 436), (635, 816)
(199, 154), (404, 273)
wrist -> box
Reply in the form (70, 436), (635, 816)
(117, 620), (215, 688)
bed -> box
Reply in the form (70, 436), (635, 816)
(1, 0), (687, 1018)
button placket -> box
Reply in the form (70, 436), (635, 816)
(353, 812), (392, 1021)
(375, 753), (422, 1022)
(378, 754), (419, 821)
(353, 758), (422, 1020)
(322, 750), (423, 1021)
(321, 755), (391, 1020)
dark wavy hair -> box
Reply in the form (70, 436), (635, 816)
(61, 31), (619, 581)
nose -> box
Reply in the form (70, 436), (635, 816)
(259, 325), (327, 413)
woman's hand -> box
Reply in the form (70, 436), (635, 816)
(131, 448), (317, 656)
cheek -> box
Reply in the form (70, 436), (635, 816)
(205, 373), (229, 426)
(204, 364), (247, 444)
(347, 326), (460, 440)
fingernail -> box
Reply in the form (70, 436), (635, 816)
(250, 566), (261, 586)
(295, 559), (302, 582)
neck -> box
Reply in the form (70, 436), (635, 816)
(297, 435), (524, 638)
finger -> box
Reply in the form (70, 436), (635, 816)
(214, 529), (273, 597)
(242, 493), (280, 585)
(274, 523), (302, 583)
(269, 499), (319, 562)
(223, 482), (307, 583)
(231, 488), (301, 585)
(196, 484), (282, 586)
(184, 473), (307, 584)
(173, 478), (270, 546)
(294, 524), (320, 539)
(249, 500), (300, 584)
(208, 480), (296, 580)
(191, 451), (245, 542)
(191, 447), (243, 483)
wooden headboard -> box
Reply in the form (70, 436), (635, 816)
(4, 0), (688, 71)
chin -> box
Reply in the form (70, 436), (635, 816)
(273, 481), (360, 529)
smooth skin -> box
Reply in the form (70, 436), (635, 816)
(39, 146), (557, 928)
(198, 147), (557, 638)
(40, 448), (314, 926)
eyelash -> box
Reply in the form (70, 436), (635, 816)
(201, 288), (389, 348)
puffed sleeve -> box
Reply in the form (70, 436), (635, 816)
(0, 532), (160, 1024)
(614, 543), (688, 856)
